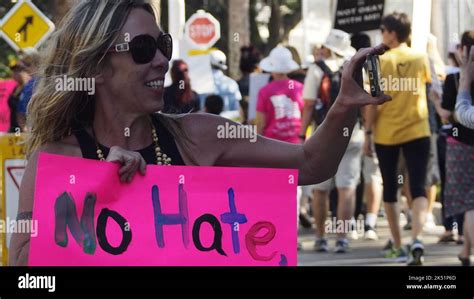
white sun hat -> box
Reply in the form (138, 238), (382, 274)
(259, 46), (300, 74)
(323, 29), (356, 59)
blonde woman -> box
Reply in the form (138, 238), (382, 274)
(9, 0), (390, 266)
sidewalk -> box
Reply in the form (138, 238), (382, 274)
(298, 216), (464, 266)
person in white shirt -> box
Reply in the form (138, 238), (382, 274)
(301, 29), (363, 253)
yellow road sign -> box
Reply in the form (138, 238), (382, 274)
(0, 134), (26, 266)
(0, 0), (55, 50)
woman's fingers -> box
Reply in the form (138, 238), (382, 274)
(338, 44), (392, 108)
(463, 45), (474, 78)
(366, 93), (392, 105)
(139, 156), (147, 176)
(343, 44), (388, 80)
(117, 155), (137, 176)
(106, 146), (126, 164)
(123, 160), (139, 183)
(106, 146), (145, 183)
(121, 155), (141, 183)
(462, 45), (474, 64)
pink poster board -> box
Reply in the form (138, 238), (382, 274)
(29, 153), (297, 266)
(0, 80), (17, 132)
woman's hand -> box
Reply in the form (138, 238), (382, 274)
(455, 45), (474, 129)
(106, 146), (146, 183)
(337, 44), (392, 109)
(459, 45), (474, 88)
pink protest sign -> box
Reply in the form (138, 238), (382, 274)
(0, 80), (17, 132)
(29, 153), (298, 266)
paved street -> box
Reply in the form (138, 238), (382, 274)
(298, 216), (464, 266)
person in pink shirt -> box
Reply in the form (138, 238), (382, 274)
(256, 46), (303, 144)
(0, 79), (17, 133)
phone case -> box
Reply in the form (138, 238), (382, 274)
(364, 55), (382, 97)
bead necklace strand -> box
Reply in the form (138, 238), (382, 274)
(93, 119), (172, 165)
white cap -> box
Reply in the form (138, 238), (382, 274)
(210, 50), (228, 70)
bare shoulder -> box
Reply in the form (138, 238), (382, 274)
(25, 135), (82, 177)
(177, 113), (227, 140)
(17, 135), (82, 216)
(34, 135), (82, 158)
(173, 113), (237, 165)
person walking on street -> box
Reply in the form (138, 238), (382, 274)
(364, 13), (432, 265)
(16, 48), (41, 131)
(209, 50), (242, 112)
(352, 32), (383, 241)
(301, 29), (363, 253)
(256, 46), (303, 144)
(8, 60), (31, 133)
(450, 42), (474, 266)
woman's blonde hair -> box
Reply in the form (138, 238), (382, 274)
(26, 0), (195, 162)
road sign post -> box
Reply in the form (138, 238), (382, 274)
(0, 134), (26, 266)
(0, 0), (55, 50)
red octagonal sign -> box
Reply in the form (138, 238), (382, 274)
(185, 10), (221, 49)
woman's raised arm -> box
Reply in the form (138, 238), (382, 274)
(182, 45), (391, 185)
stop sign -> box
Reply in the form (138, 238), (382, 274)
(184, 10), (221, 49)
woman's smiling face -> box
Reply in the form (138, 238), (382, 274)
(98, 8), (169, 114)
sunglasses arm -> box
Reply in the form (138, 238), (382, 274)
(107, 43), (130, 53)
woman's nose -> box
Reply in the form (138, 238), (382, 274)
(151, 50), (169, 72)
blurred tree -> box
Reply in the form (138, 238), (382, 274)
(250, 0), (264, 49)
(253, 0), (301, 55)
(228, 0), (250, 79)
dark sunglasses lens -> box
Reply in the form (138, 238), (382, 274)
(130, 35), (157, 64)
(158, 34), (173, 61)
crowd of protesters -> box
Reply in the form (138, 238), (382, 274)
(0, 3), (473, 267)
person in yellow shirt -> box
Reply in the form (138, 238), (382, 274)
(364, 12), (431, 266)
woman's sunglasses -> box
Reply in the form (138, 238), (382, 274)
(107, 33), (173, 64)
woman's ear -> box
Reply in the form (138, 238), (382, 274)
(95, 72), (105, 85)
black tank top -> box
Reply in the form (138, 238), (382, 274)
(73, 114), (185, 165)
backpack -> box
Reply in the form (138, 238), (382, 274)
(313, 60), (342, 125)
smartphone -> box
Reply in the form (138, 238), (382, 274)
(364, 55), (383, 97)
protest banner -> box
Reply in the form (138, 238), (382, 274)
(248, 73), (271, 123)
(29, 153), (297, 266)
(334, 0), (385, 34)
(0, 80), (17, 133)
(0, 134), (26, 266)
